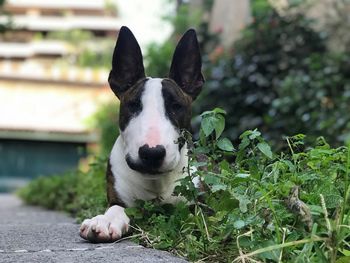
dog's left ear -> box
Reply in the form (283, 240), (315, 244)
(108, 26), (145, 98)
(169, 29), (204, 100)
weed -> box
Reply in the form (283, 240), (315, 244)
(18, 156), (107, 222)
(126, 109), (350, 262)
(19, 109), (350, 262)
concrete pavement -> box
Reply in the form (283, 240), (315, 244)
(0, 194), (187, 263)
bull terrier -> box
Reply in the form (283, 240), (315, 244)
(79, 26), (204, 242)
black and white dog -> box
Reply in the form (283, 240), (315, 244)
(80, 26), (204, 242)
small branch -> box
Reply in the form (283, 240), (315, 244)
(233, 236), (327, 262)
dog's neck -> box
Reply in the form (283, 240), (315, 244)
(109, 136), (188, 207)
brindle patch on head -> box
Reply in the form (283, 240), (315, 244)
(119, 78), (148, 131)
(161, 78), (193, 132)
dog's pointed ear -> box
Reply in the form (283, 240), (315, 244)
(169, 29), (204, 100)
(108, 26), (145, 98)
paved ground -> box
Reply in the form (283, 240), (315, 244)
(0, 194), (187, 263)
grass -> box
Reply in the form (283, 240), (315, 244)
(18, 109), (350, 262)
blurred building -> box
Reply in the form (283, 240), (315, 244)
(0, 0), (121, 191)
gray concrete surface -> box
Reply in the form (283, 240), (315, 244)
(0, 194), (187, 263)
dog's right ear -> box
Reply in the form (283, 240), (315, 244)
(108, 26), (145, 98)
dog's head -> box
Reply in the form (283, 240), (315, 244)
(108, 26), (204, 176)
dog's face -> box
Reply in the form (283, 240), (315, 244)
(108, 26), (204, 176)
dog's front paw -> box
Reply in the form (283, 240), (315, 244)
(79, 205), (130, 243)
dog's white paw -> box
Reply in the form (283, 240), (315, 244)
(79, 205), (130, 243)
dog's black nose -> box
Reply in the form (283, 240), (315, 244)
(138, 144), (166, 167)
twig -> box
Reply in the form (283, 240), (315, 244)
(278, 228), (286, 263)
(236, 229), (254, 263)
(112, 233), (142, 244)
(233, 236), (327, 262)
(199, 206), (211, 241)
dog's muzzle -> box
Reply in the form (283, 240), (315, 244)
(126, 144), (166, 174)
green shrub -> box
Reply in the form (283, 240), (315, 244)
(18, 156), (107, 222)
(144, 1), (350, 147)
(195, 8), (337, 146)
(19, 108), (350, 262)
(127, 109), (350, 262)
(47, 29), (115, 69)
(47, 29), (94, 44)
(0, 0), (10, 33)
(145, 41), (175, 77)
(89, 101), (119, 156)
(77, 40), (115, 69)
(273, 53), (350, 144)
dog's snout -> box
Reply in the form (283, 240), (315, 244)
(139, 144), (166, 164)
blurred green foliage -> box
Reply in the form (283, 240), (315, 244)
(47, 30), (94, 44)
(197, 8), (350, 147)
(145, 1), (215, 77)
(0, 0), (11, 32)
(47, 29), (114, 69)
(145, 41), (175, 77)
(18, 156), (107, 222)
(76, 44), (113, 69)
(90, 101), (120, 156)
(274, 54), (350, 144)
(145, 0), (350, 147)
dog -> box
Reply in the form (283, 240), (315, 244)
(79, 26), (204, 243)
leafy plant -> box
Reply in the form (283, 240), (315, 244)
(0, 0), (12, 33)
(125, 108), (350, 262)
(145, 41), (175, 78)
(18, 108), (350, 261)
(18, 156), (107, 222)
(88, 101), (119, 156)
(46, 29), (115, 69)
(195, 7), (337, 147)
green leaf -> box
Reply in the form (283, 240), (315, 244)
(239, 197), (250, 213)
(203, 173), (221, 185)
(239, 130), (253, 139)
(125, 207), (143, 219)
(248, 129), (261, 140)
(211, 184), (227, 192)
(336, 257), (350, 263)
(201, 111), (226, 139)
(257, 142), (273, 159)
(281, 159), (295, 172)
(212, 107), (227, 115)
(217, 138), (234, 152)
(201, 115), (216, 137)
(214, 114), (225, 139)
(212, 192), (239, 211)
(309, 205), (323, 215)
(314, 243), (328, 263)
(339, 250), (350, 256)
(219, 160), (230, 171)
(239, 137), (250, 150)
(323, 194), (343, 208)
(233, 220), (245, 229)
(235, 173), (250, 178)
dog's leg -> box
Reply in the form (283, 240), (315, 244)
(79, 205), (129, 242)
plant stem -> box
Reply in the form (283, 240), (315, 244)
(233, 236), (327, 262)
